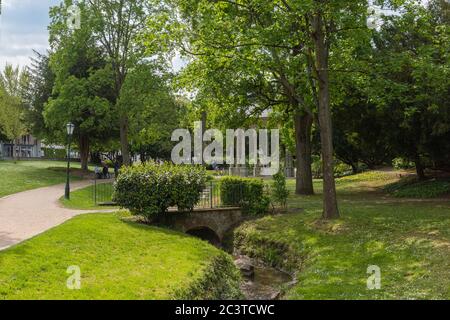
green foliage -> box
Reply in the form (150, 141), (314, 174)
(220, 177), (270, 215)
(385, 178), (450, 198)
(271, 171), (290, 210)
(311, 156), (353, 178)
(392, 158), (415, 170)
(113, 162), (208, 219)
(369, 1), (450, 172)
(0, 65), (29, 147)
(41, 147), (66, 159)
(174, 252), (243, 300)
(25, 51), (56, 141)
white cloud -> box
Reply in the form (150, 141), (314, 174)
(0, 0), (60, 69)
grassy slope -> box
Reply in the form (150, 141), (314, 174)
(0, 213), (240, 300)
(235, 171), (450, 299)
(0, 161), (86, 198)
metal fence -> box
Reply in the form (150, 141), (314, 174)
(93, 178), (115, 205)
(92, 179), (243, 208)
(196, 181), (243, 209)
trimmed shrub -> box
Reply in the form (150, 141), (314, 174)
(220, 176), (270, 215)
(271, 171), (290, 210)
(113, 162), (207, 219)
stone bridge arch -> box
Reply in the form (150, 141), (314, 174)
(186, 226), (221, 246)
(158, 207), (243, 245)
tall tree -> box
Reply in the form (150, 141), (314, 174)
(85, 0), (155, 165)
(370, 0), (450, 179)
(154, 0), (318, 195)
(156, 0), (377, 218)
(0, 64), (30, 159)
(48, 2), (117, 170)
(25, 51), (56, 140)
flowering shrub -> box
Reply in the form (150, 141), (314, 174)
(113, 162), (208, 219)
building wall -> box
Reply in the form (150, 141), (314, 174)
(0, 135), (43, 159)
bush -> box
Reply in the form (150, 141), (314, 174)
(220, 177), (270, 215)
(113, 162), (207, 219)
(42, 147), (66, 159)
(392, 157), (415, 170)
(311, 156), (353, 178)
(271, 171), (290, 210)
(174, 252), (243, 300)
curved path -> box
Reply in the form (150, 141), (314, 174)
(0, 180), (114, 251)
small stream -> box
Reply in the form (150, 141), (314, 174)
(234, 255), (295, 300)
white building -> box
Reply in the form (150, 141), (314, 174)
(0, 134), (43, 159)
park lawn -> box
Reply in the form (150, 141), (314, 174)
(0, 160), (87, 198)
(0, 213), (231, 299)
(235, 171), (450, 300)
(60, 183), (117, 210)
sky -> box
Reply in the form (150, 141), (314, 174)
(0, 0), (60, 69)
(0, 0), (185, 71)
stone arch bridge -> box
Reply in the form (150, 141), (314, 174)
(158, 207), (243, 246)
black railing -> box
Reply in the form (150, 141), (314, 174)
(195, 180), (242, 209)
(92, 179), (243, 209)
(93, 178), (115, 205)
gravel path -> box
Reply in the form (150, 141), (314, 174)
(0, 180), (114, 251)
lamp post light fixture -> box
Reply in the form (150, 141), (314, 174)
(65, 122), (75, 200)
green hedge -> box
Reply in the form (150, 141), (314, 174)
(220, 176), (270, 215)
(113, 162), (208, 219)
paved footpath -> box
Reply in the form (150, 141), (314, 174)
(0, 180), (114, 251)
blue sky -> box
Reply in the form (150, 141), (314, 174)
(0, 0), (60, 69)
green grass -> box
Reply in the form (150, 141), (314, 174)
(384, 177), (450, 198)
(0, 160), (88, 198)
(0, 213), (237, 299)
(235, 171), (450, 299)
(60, 183), (117, 210)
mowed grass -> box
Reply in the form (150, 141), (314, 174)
(237, 171), (450, 299)
(0, 213), (223, 299)
(60, 183), (117, 210)
(0, 160), (87, 198)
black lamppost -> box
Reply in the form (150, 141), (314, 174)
(65, 122), (75, 200)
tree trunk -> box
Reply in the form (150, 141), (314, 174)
(119, 115), (131, 166)
(294, 113), (314, 195)
(79, 135), (90, 171)
(312, 12), (340, 219)
(12, 139), (17, 161)
(90, 152), (101, 165)
(351, 163), (359, 175)
(415, 156), (426, 181)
